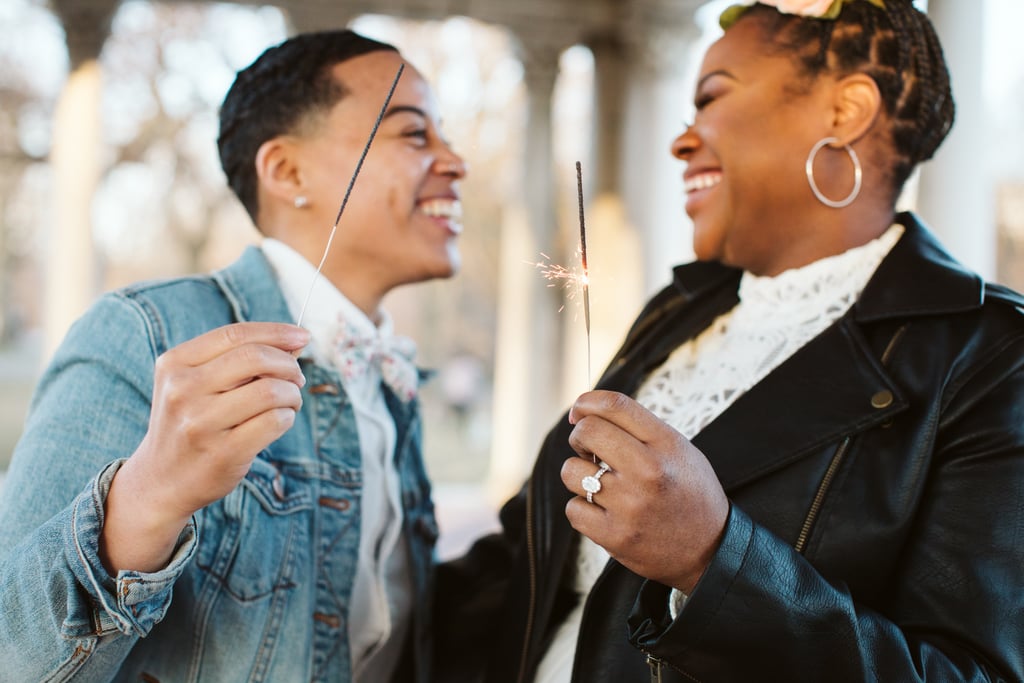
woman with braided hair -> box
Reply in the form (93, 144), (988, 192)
(435, 2), (1024, 681)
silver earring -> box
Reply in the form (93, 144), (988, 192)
(805, 137), (862, 209)
(294, 195), (309, 209)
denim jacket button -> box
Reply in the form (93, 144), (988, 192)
(310, 383), (340, 395)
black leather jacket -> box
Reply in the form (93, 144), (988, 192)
(435, 214), (1024, 682)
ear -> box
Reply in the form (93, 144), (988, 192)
(830, 73), (883, 145)
(254, 136), (304, 209)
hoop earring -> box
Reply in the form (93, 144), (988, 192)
(805, 137), (862, 209)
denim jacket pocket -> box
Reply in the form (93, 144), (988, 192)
(195, 456), (312, 602)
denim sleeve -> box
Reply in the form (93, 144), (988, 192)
(0, 460), (197, 682)
(0, 294), (196, 681)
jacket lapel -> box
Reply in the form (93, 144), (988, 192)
(691, 318), (905, 491)
(212, 245), (295, 325)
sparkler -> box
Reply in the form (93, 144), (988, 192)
(531, 160), (593, 386)
(576, 161), (591, 387)
(295, 63), (405, 328)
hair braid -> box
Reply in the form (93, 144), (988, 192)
(746, 0), (955, 195)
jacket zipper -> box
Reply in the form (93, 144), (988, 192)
(795, 437), (851, 554)
(644, 651), (705, 683)
(795, 324), (908, 554)
(515, 479), (538, 683)
(647, 654), (664, 683)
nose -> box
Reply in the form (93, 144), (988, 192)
(671, 123), (699, 161)
(434, 146), (468, 179)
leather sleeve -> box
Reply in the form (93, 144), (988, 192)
(432, 484), (528, 682)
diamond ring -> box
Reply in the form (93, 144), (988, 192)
(581, 461), (611, 504)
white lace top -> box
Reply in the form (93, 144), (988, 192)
(532, 224), (904, 683)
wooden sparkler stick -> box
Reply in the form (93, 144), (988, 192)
(295, 63), (406, 327)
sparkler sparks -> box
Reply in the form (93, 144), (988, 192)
(531, 250), (588, 315)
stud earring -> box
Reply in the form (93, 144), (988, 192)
(294, 195), (309, 209)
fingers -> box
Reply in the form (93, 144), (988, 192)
(567, 391), (681, 474)
(218, 375), (305, 431)
(561, 457), (615, 508)
(155, 322), (308, 402)
(171, 322), (310, 368)
(566, 414), (642, 473)
(569, 390), (674, 441)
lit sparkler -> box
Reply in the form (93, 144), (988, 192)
(296, 63), (405, 328)
(531, 161), (593, 386)
(576, 161), (591, 387)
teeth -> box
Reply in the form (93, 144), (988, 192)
(419, 198), (463, 219)
(684, 173), (721, 193)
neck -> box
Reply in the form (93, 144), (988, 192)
(262, 226), (387, 326)
(752, 204), (897, 277)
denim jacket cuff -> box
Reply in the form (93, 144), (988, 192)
(67, 459), (197, 637)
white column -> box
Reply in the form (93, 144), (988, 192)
(45, 3), (114, 361)
(619, 20), (704, 299)
(915, 0), (994, 277)
(45, 60), (103, 361)
(487, 39), (564, 501)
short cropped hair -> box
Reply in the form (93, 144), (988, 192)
(217, 30), (398, 222)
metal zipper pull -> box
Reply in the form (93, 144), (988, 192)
(647, 654), (664, 683)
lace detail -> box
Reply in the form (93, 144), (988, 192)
(636, 224), (903, 439)
(574, 537), (611, 592)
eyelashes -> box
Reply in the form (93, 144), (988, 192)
(694, 93), (714, 110)
(401, 129), (429, 146)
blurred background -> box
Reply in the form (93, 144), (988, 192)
(1, 0), (1022, 557)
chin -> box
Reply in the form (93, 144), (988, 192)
(691, 226), (727, 264)
(418, 259), (459, 283)
(439, 246), (460, 277)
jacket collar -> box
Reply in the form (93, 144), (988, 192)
(211, 245), (293, 325)
(853, 212), (984, 321)
(668, 212), (984, 323)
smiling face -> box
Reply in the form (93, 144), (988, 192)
(672, 15), (841, 275)
(287, 50), (466, 304)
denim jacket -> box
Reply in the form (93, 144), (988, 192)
(0, 246), (438, 682)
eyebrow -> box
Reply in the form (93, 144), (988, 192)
(383, 105), (428, 120)
(696, 69), (737, 90)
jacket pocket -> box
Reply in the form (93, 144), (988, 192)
(195, 456), (312, 602)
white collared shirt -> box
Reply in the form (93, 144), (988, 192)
(261, 238), (411, 682)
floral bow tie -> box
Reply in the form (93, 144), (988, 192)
(330, 320), (419, 402)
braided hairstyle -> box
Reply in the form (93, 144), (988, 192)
(217, 30), (398, 223)
(742, 1), (955, 196)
